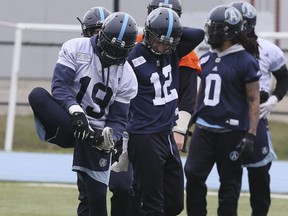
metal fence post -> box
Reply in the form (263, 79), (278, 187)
(4, 27), (23, 151)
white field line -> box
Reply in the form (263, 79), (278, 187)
(23, 183), (288, 200)
(207, 191), (288, 200)
(25, 182), (77, 189)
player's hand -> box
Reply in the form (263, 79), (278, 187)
(173, 132), (185, 151)
(111, 131), (129, 172)
(260, 95), (278, 119)
(88, 127), (115, 154)
(71, 112), (90, 139)
(235, 133), (255, 163)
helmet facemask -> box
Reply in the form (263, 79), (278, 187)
(98, 29), (135, 65)
(96, 12), (137, 66)
(81, 25), (101, 38)
(204, 6), (243, 49)
(204, 23), (225, 49)
(144, 7), (182, 56)
(144, 28), (180, 55)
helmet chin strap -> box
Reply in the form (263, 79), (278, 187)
(99, 54), (112, 68)
(98, 48), (126, 67)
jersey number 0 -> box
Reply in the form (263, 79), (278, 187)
(204, 73), (221, 106)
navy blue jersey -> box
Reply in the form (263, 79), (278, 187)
(127, 43), (180, 133)
(127, 27), (204, 134)
(195, 44), (260, 131)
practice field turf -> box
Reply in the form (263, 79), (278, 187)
(0, 182), (287, 216)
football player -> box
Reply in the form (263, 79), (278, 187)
(29, 12), (138, 215)
(28, 6), (111, 149)
(127, 7), (204, 215)
(109, 1), (202, 215)
(137, 0), (202, 151)
(184, 5), (260, 215)
(231, 2), (288, 216)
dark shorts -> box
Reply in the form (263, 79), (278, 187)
(243, 118), (277, 167)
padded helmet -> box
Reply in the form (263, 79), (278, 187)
(147, 0), (182, 17)
(144, 7), (182, 55)
(204, 5), (243, 46)
(230, 1), (257, 34)
(78, 7), (111, 37)
(98, 12), (138, 65)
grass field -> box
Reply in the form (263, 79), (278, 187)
(0, 182), (288, 216)
(1, 115), (288, 215)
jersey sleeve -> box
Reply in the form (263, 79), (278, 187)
(56, 39), (78, 71)
(178, 50), (202, 73)
(178, 66), (198, 114)
(177, 27), (205, 59)
(268, 42), (287, 72)
(52, 40), (80, 111)
(242, 55), (261, 83)
(114, 62), (138, 104)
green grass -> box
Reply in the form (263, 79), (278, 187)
(0, 115), (73, 154)
(1, 115), (288, 215)
(0, 182), (78, 216)
(0, 182), (287, 216)
(268, 121), (288, 159)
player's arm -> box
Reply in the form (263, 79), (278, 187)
(177, 27), (204, 59)
(106, 63), (138, 142)
(105, 101), (130, 142)
(173, 66), (198, 151)
(173, 67), (197, 134)
(178, 66), (198, 115)
(260, 64), (288, 119)
(51, 63), (93, 140)
(51, 63), (78, 110)
(272, 64), (288, 101)
(235, 80), (260, 163)
(246, 80), (260, 135)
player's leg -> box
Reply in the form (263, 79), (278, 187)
(184, 126), (215, 216)
(247, 163), (271, 216)
(128, 133), (168, 215)
(216, 130), (244, 216)
(73, 139), (111, 216)
(130, 179), (141, 216)
(77, 172), (89, 215)
(109, 163), (134, 216)
(77, 171), (108, 216)
(247, 118), (273, 216)
(109, 138), (134, 216)
(28, 87), (74, 148)
(163, 133), (184, 216)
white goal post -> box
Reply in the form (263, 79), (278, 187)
(1, 21), (288, 151)
(1, 21), (80, 151)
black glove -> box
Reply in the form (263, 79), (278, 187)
(88, 127), (115, 154)
(235, 133), (255, 164)
(71, 112), (90, 140)
(260, 90), (269, 104)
